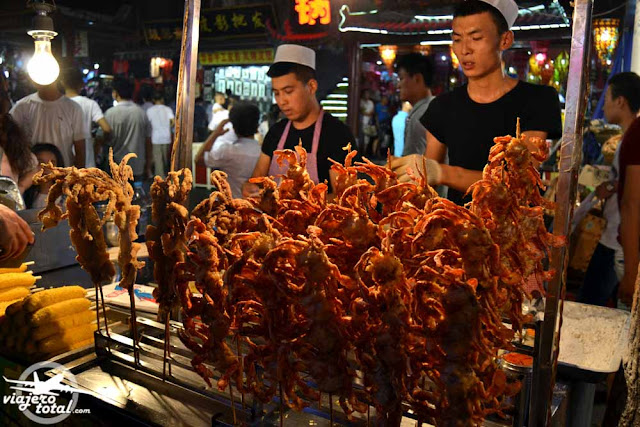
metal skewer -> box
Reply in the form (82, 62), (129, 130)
(235, 335), (245, 409)
(279, 382), (284, 427)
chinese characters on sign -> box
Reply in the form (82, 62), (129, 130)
(199, 49), (274, 66)
(295, 0), (331, 26)
(144, 4), (273, 41)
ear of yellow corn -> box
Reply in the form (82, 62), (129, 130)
(5, 300), (25, 316)
(0, 264), (28, 274)
(38, 323), (96, 354)
(0, 287), (30, 303)
(31, 310), (94, 341)
(24, 286), (86, 313)
(0, 273), (36, 290)
(0, 298), (23, 316)
(29, 298), (91, 326)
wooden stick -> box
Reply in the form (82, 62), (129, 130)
(367, 405), (370, 427)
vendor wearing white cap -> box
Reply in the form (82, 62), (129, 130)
(242, 44), (355, 197)
(391, 0), (562, 205)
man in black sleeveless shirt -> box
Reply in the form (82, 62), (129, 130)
(391, 0), (562, 205)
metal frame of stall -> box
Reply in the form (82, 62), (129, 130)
(165, 0), (594, 424)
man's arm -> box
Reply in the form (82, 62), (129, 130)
(619, 165), (640, 306)
(195, 119), (230, 166)
(73, 139), (86, 168)
(97, 117), (111, 134)
(242, 153), (271, 197)
(434, 130), (548, 192)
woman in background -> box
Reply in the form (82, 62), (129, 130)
(23, 143), (64, 209)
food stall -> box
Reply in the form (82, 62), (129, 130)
(0, 0), (632, 426)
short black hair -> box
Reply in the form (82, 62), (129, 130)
(609, 72), (640, 113)
(396, 53), (434, 87)
(112, 77), (134, 100)
(267, 62), (316, 84)
(229, 102), (260, 138)
(61, 68), (84, 91)
(32, 143), (64, 167)
(453, 0), (509, 35)
(140, 84), (154, 102)
(153, 91), (164, 102)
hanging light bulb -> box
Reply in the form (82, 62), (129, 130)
(26, 2), (59, 86)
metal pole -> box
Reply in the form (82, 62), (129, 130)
(346, 40), (361, 140)
(171, 0), (201, 172)
(529, 0), (593, 424)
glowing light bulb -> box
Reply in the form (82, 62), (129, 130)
(27, 38), (59, 85)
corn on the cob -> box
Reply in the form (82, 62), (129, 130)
(0, 287), (30, 303)
(24, 286), (86, 313)
(0, 298), (24, 315)
(0, 273), (36, 290)
(38, 323), (96, 354)
(31, 310), (94, 341)
(29, 298), (91, 326)
(5, 300), (24, 316)
(0, 263), (29, 274)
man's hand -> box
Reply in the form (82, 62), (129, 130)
(242, 181), (260, 198)
(0, 205), (34, 260)
(213, 119), (230, 137)
(595, 181), (618, 200)
(619, 271), (637, 307)
(389, 154), (442, 185)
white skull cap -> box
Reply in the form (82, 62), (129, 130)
(271, 44), (316, 70)
(478, 0), (519, 29)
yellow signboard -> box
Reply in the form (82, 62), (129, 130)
(199, 49), (274, 66)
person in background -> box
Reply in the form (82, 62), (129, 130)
(0, 203), (33, 261)
(10, 81), (85, 168)
(208, 92), (237, 146)
(211, 91), (226, 118)
(105, 78), (152, 179)
(23, 143), (64, 209)
(395, 53), (435, 156)
(375, 95), (392, 157)
(359, 89), (375, 156)
(390, 0), (561, 206)
(193, 97), (209, 142)
(608, 72), (640, 308)
(392, 102), (412, 158)
(606, 72), (640, 427)
(243, 44), (353, 197)
(60, 68), (111, 168)
(140, 85), (154, 112)
(0, 106), (38, 194)
(146, 92), (174, 177)
(195, 102), (261, 198)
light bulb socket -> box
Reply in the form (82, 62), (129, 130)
(27, 1), (56, 38)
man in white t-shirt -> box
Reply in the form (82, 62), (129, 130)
(195, 102), (261, 198)
(146, 92), (175, 176)
(61, 68), (112, 168)
(10, 82), (85, 168)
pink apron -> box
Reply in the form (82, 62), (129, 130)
(267, 110), (323, 184)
